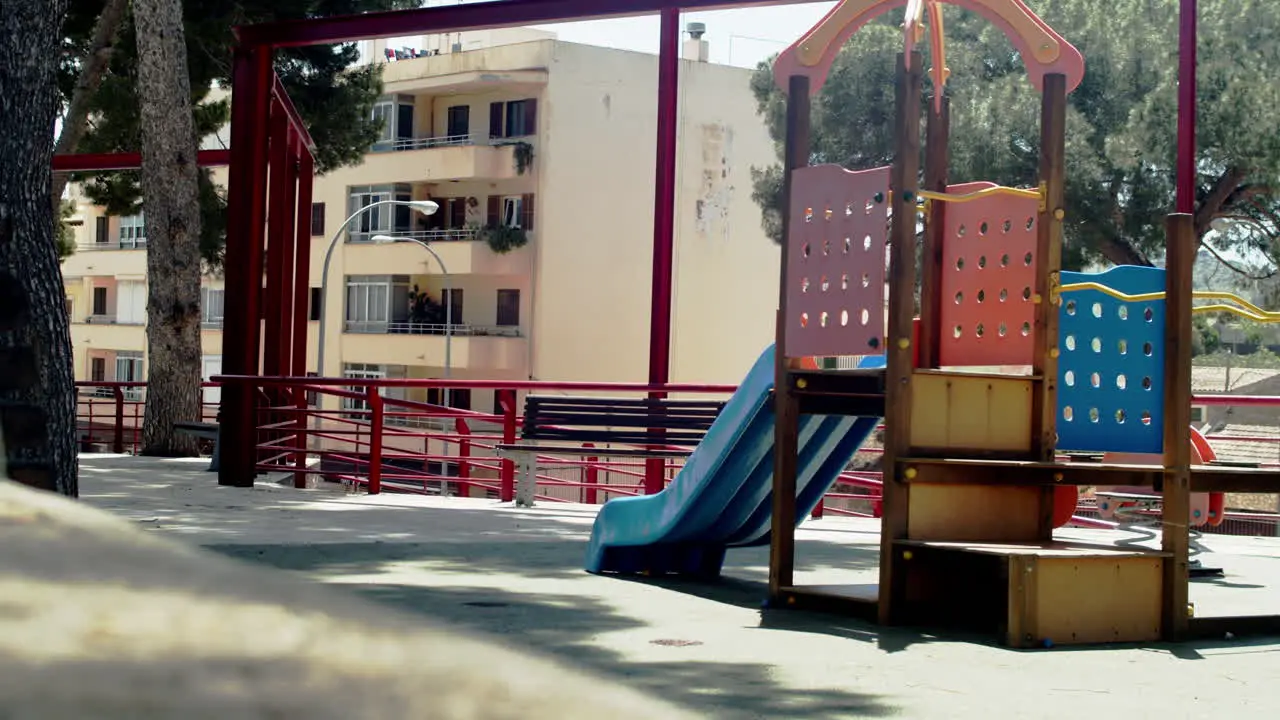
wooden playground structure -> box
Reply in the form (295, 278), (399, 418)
(766, 0), (1280, 646)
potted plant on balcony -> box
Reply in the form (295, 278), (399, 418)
(406, 285), (446, 335)
(480, 224), (528, 254)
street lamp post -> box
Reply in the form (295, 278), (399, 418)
(315, 199), (438, 377)
(371, 234), (452, 401)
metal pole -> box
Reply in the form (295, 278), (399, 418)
(315, 199), (435, 377)
(1176, 0), (1197, 214)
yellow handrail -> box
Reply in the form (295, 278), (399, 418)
(917, 186), (1043, 204)
(1059, 282), (1280, 323)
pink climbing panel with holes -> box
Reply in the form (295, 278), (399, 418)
(939, 181), (1040, 367)
(784, 164), (891, 359)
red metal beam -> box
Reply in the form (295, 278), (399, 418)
(291, 144), (315, 377)
(235, 0), (820, 48)
(219, 44), (274, 488)
(271, 73), (317, 153)
(264, 107), (294, 376)
(52, 149), (231, 172)
(644, 7), (681, 495)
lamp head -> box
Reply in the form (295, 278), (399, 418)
(408, 200), (439, 215)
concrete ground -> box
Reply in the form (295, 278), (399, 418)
(78, 454), (1280, 719)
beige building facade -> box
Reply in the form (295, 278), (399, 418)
(61, 28), (781, 416)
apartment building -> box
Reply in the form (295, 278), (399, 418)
(61, 26), (782, 416)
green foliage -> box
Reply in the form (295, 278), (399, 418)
(1192, 315), (1222, 356)
(510, 141), (535, 175)
(60, 0), (421, 267)
(480, 224), (529, 254)
(748, 0), (1280, 275)
(56, 200), (77, 259)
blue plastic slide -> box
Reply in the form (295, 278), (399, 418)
(584, 345), (882, 577)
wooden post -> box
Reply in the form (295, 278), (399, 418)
(768, 73), (811, 601)
(919, 95), (949, 369)
(1162, 213), (1195, 640)
(1032, 73), (1067, 539)
(877, 51), (923, 625)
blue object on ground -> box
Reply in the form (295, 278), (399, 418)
(583, 345), (882, 577)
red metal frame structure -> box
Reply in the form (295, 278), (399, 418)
(217, 0), (830, 489)
(51, 75), (315, 478)
(52, 0), (1200, 491)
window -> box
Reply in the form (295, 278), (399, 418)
(92, 287), (108, 316)
(446, 198), (467, 229)
(65, 297), (73, 319)
(486, 194), (534, 230)
(201, 287), (225, 327)
(489, 98), (537, 139)
(341, 363), (407, 418)
(304, 372), (319, 407)
(446, 105), (470, 138)
(428, 387), (471, 410)
(443, 288), (463, 326)
(115, 352), (144, 401)
(347, 184), (412, 243)
(310, 203), (325, 236)
(117, 281), (147, 325)
(118, 214), (145, 248)
(496, 289), (520, 327)
(309, 287), (322, 321)
(344, 275), (409, 332)
(95, 216), (108, 245)
(90, 357), (106, 382)
(371, 94), (416, 150)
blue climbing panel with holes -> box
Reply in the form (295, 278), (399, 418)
(1056, 265), (1166, 454)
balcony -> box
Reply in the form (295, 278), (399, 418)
(73, 318), (146, 351)
(340, 322), (527, 372)
(343, 134), (523, 185)
(61, 244), (148, 278)
(342, 228), (533, 276)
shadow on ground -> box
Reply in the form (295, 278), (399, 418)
(209, 537), (900, 718)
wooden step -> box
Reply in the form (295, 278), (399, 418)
(893, 539), (1166, 648)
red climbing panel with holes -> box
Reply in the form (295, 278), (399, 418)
(938, 181), (1040, 367)
(784, 164), (892, 359)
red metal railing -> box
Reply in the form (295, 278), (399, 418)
(75, 381), (220, 454)
(75, 379), (1280, 533)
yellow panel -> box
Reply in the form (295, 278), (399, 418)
(1013, 555), (1164, 647)
(909, 371), (1032, 452)
(908, 484), (1043, 542)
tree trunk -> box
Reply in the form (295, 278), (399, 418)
(134, 0), (202, 456)
(0, 0), (78, 496)
(50, 0), (130, 215)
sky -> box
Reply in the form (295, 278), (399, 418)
(378, 1), (840, 69)
(526, 4), (838, 68)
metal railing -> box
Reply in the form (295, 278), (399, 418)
(77, 240), (148, 251)
(347, 227), (481, 244)
(343, 320), (520, 336)
(72, 378), (1280, 534)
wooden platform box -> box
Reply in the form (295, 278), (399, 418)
(896, 540), (1167, 648)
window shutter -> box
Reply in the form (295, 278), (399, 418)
(95, 216), (108, 244)
(310, 203), (325, 236)
(523, 99), (537, 136)
(520, 194), (535, 231)
(488, 102), (504, 139)
(486, 196), (500, 228)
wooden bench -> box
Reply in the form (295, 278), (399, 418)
(174, 420), (221, 472)
(495, 395), (726, 507)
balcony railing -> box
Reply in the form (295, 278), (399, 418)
(373, 133), (531, 153)
(343, 320), (520, 337)
(77, 239), (148, 251)
(347, 227), (479, 244)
